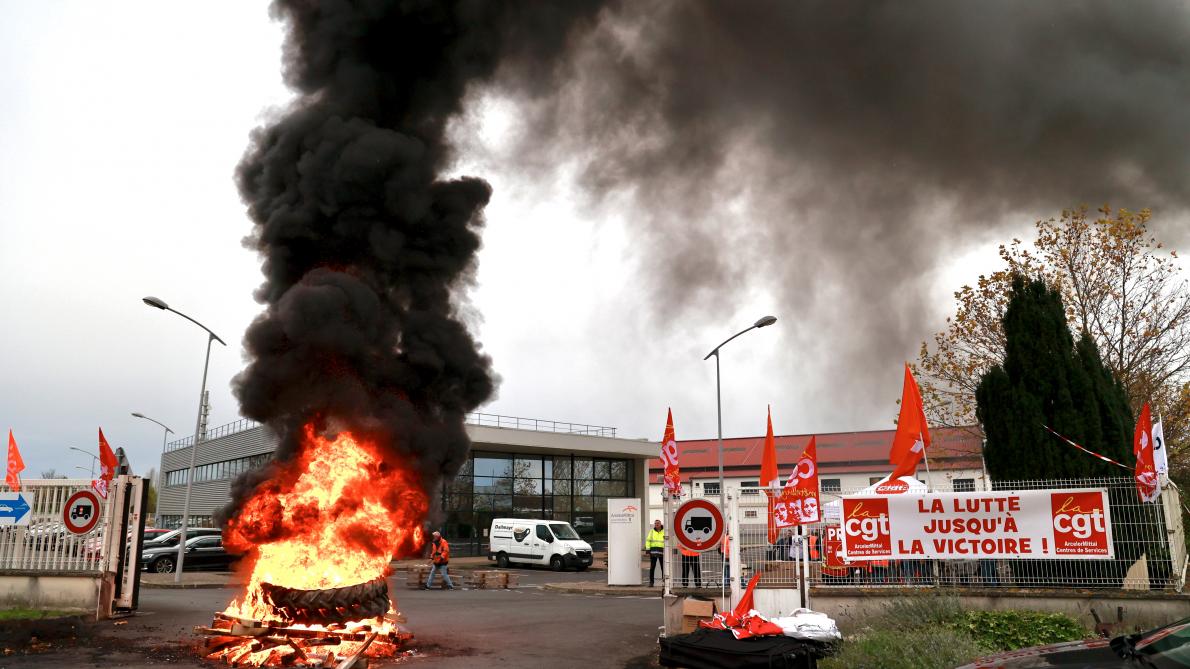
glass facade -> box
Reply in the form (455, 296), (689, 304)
(442, 451), (636, 556)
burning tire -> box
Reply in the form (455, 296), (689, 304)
(260, 575), (390, 624)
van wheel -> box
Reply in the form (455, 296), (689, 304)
(496, 553), (509, 568)
(550, 555), (564, 572)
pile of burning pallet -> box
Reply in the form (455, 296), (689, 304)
(196, 611), (412, 668)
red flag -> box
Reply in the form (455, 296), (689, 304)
(93, 428), (119, 499)
(1134, 403), (1159, 503)
(733, 572), (763, 618)
(889, 364), (931, 480)
(659, 409), (682, 497)
(760, 406), (778, 489)
(6, 430), (25, 492)
(769, 436), (821, 540)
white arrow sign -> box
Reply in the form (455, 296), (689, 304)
(0, 492), (33, 526)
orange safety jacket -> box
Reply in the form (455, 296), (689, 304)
(680, 546), (699, 558)
(431, 538), (450, 565)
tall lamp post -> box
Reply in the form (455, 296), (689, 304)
(131, 412), (173, 493)
(702, 315), (777, 513)
(142, 296), (225, 582)
(68, 447), (99, 479)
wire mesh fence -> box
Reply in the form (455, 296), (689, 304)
(667, 477), (1185, 592)
(0, 479), (112, 572)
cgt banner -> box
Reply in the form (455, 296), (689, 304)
(840, 488), (1114, 561)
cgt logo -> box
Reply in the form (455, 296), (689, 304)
(1050, 491), (1110, 554)
(842, 498), (892, 557)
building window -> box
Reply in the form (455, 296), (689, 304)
(869, 476), (884, 485)
(744, 510), (758, 518)
(822, 479), (841, 493)
(162, 453), (271, 487)
(702, 481), (721, 496)
(953, 478), (976, 492)
(740, 481), (760, 495)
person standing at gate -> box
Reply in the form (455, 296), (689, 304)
(644, 519), (666, 587)
(424, 531), (455, 590)
(680, 545), (702, 588)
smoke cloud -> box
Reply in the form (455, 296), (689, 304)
(226, 0), (1190, 518)
(460, 0), (1190, 423)
(221, 0), (602, 523)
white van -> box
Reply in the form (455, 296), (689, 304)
(488, 518), (594, 571)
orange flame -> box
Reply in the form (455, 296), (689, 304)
(211, 424), (428, 665)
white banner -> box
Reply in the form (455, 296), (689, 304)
(607, 498), (643, 585)
(840, 488), (1114, 561)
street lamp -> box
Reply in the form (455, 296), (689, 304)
(132, 412), (173, 489)
(703, 315), (777, 512)
(142, 296), (225, 582)
(68, 447), (99, 478)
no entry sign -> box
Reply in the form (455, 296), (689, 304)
(62, 490), (101, 535)
(674, 498), (725, 552)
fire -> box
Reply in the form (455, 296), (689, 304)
(206, 424), (429, 666)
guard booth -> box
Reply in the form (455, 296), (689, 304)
(0, 476), (149, 619)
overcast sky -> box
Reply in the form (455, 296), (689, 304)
(2, 1), (1185, 480)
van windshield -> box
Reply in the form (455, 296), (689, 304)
(549, 523), (580, 540)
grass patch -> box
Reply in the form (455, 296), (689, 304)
(822, 595), (1088, 669)
(0, 608), (77, 621)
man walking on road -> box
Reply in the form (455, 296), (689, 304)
(645, 519), (665, 587)
(424, 531), (455, 590)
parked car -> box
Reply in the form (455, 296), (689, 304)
(141, 527), (221, 549)
(573, 516), (596, 535)
(956, 616), (1190, 668)
(142, 528), (171, 543)
(141, 534), (237, 573)
(487, 518), (593, 571)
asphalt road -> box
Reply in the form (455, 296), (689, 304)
(0, 570), (663, 669)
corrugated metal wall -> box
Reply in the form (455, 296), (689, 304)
(157, 426), (277, 518)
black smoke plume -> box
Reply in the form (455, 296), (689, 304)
(459, 0), (1190, 426)
(220, 0), (601, 524)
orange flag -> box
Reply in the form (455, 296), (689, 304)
(1134, 403), (1159, 503)
(93, 428), (119, 499)
(890, 364), (931, 480)
(6, 430), (25, 491)
(659, 409), (682, 497)
(760, 406), (778, 489)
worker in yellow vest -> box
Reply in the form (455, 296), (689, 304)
(644, 519), (666, 587)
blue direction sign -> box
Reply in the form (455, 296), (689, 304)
(0, 493), (33, 526)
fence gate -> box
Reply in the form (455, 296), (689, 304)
(0, 475), (148, 618)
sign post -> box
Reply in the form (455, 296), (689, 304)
(62, 489), (102, 535)
(607, 498), (643, 585)
(0, 492), (32, 526)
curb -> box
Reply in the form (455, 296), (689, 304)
(140, 581), (244, 589)
(544, 583), (661, 597)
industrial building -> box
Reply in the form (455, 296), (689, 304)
(157, 414), (657, 555)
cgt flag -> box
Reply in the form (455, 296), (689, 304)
(761, 407), (781, 542)
(6, 430), (25, 492)
(1134, 403), (1159, 503)
(1153, 418), (1169, 477)
(659, 409), (682, 498)
(889, 364), (931, 481)
(771, 436), (821, 532)
(93, 428), (119, 499)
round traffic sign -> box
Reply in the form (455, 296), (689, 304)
(62, 490), (101, 534)
(674, 498), (725, 552)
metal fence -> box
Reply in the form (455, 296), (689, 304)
(164, 412), (619, 451)
(465, 412), (618, 437)
(0, 479), (111, 572)
(668, 477), (1186, 593)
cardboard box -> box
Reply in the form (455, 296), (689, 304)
(681, 597), (718, 633)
